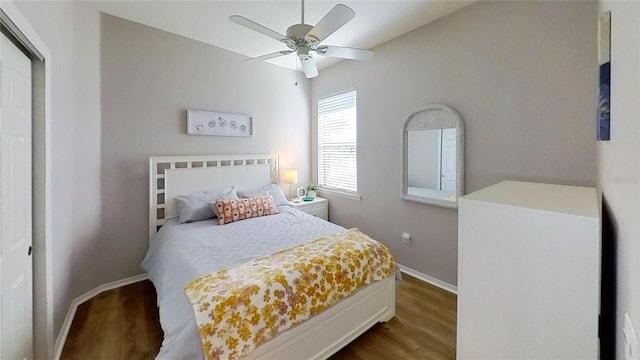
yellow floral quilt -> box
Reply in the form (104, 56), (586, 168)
(184, 228), (395, 360)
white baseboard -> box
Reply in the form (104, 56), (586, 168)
(397, 264), (457, 295)
(53, 273), (149, 360)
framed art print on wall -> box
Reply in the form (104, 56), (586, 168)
(187, 109), (253, 137)
(597, 11), (611, 141)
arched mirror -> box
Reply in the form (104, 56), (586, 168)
(402, 104), (464, 209)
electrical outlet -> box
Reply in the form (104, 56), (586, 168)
(624, 313), (638, 360)
(401, 232), (411, 244)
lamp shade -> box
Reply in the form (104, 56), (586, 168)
(283, 168), (298, 185)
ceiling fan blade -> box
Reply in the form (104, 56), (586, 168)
(229, 15), (287, 43)
(306, 4), (355, 43)
(299, 54), (319, 78)
(242, 50), (294, 63)
(315, 45), (373, 61)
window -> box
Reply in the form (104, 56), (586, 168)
(317, 90), (357, 194)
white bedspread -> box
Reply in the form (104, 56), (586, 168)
(141, 206), (345, 360)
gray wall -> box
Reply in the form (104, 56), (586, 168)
(100, 14), (311, 282)
(311, 1), (598, 286)
(597, 1), (640, 358)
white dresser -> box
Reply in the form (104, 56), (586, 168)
(457, 181), (600, 359)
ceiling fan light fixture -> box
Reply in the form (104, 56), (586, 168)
(299, 53), (318, 78)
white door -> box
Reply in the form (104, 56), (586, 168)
(0, 32), (33, 360)
(440, 128), (457, 194)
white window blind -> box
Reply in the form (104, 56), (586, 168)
(317, 90), (357, 193)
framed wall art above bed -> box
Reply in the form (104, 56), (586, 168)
(186, 109), (253, 137)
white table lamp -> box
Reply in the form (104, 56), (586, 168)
(283, 168), (298, 199)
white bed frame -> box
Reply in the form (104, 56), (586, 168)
(148, 154), (395, 359)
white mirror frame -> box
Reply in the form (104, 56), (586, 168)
(402, 104), (464, 209)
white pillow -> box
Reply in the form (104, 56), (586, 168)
(174, 186), (238, 223)
(237, 184), (289, 207)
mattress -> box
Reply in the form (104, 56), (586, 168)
(141, 206), (345, 360)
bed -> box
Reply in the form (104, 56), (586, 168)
(142, 154), (396, 360)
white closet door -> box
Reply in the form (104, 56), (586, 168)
(1, 32), (33, 360)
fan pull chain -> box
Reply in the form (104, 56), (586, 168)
(294, 53), (299, 86)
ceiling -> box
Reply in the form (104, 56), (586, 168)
(96, 0), (474, 72)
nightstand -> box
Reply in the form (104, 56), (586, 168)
(289, 197), (328, 220)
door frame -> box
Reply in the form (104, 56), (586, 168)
(0, 2), (52, 359)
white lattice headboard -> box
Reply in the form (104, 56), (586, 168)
(149, 154), (279, 240)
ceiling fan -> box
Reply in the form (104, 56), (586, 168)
(229, 0), (373, 78)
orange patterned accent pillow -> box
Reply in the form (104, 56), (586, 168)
(213, 195), (279, 225)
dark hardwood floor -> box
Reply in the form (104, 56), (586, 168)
(61, 274), (456, 360)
